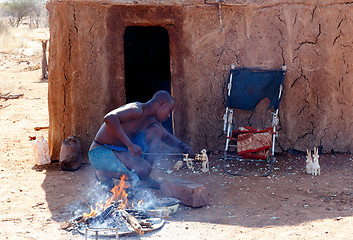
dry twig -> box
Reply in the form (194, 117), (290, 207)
(0, 92), (24, 100)
(34, 126), (49, 131)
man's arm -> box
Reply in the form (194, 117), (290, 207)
(104, 104), (143, 156)
(160, 126), (195, 157)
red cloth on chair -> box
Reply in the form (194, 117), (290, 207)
(233, 126), (273, 160)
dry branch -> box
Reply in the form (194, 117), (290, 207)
(34, 126), (49, 131)
(0, 104), (11, 109)
(0, 93), (24, 100)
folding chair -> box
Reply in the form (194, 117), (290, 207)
(222, 65), (286, 176)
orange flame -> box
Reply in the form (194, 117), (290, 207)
(137, 199), (144, 208)
(82, 175), (136, 219)
(83, 203), (99, 218)
(106, 175), (130, 209)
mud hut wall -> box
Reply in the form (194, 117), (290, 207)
(47, 2), (189, 160)
(48, 0), (353, 160)
(181, 5), (286, 151)
(277, 3), (353, 153)
(48, 2), (119, 159)
(180, 2), (353, 153)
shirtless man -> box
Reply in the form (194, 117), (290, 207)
(88, 91), (195, 189)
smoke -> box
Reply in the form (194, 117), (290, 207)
(132, 188), (158, 210)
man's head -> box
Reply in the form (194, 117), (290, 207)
(151, 91), (174, 122)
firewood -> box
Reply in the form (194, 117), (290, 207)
(139, 220), (152, 228)
(34, 126), (49, 131)
(0, 104), (11, 109)
(121, 209), (144, 235)
(0, 93), (23, 99)
(126, 209), (169, 219)
(60, 222), (71, 230)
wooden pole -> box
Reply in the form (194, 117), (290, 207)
(41, 40), (48, 79)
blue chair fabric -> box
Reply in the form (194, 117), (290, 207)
(227, 68), (285, 110)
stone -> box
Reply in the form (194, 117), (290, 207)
(161, 179), (210, 207)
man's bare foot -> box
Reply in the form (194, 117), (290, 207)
(95, 171), (115, 191)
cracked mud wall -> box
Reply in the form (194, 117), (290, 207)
(180, 1), (353, 154)
(277, 2), (353, 153)
(48, 0), (353, 160)
(47, 1), (117, 159)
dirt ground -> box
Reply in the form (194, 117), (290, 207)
(0, 50), (352, 240)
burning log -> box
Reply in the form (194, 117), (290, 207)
(126, 208), (169, 219)
(120, 209), (144, 235)
(60, 215), (85, 230)
(139, 220), (152, 228)
(61, 207), (166, 237)
(90, 201), (120, 225)
(60, 175), (169, 237)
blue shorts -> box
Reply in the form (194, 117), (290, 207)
(94, 132), (147, 153)
(88, 132), (147, 181)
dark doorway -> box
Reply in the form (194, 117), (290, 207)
(124, 26), (172, 132)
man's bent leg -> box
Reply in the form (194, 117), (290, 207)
(96, 170), (124, 183)
(144, 123), (164, 164)
(89, 146), (139, 187)
(115, 151), (152, 180)
(115, 151), (160, 189)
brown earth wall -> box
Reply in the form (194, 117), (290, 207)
(47, 0), (353, 160)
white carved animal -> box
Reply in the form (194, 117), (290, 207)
(312, 147), (320, 176)
(305, 149), (313, 174)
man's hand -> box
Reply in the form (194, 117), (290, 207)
(128, 143), (143, 156)
(179, 142), (196, 158)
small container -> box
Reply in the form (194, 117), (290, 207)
(59, 136), (82, 171)
(31, 135), (51, 165)
(153, 198), (180, 215)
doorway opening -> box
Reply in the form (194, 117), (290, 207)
(124, 26), (172, 132)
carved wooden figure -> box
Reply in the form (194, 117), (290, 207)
(173, 160), (184, 171)
(200, 149), (209, 173)
(312, 147), (321, 176)
(305, 149), (313, 174)
(183, 153), (193, 169)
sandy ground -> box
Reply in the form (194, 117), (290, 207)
(1, 50), (353, 240)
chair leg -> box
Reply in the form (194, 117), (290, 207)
(261, 155), (274, 177)
(222, 151), (242, 176)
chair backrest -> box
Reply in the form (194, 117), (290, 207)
(227, 68), (285, 111)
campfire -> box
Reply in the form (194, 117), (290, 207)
(61, 175), (178, 238)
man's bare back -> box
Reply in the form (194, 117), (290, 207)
(90, 102), (159, 152)
(88, 91), (195, 189)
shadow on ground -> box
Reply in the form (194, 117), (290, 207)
(40, 153), (353, 238)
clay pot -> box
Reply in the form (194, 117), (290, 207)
(59, 136), (82, 171)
